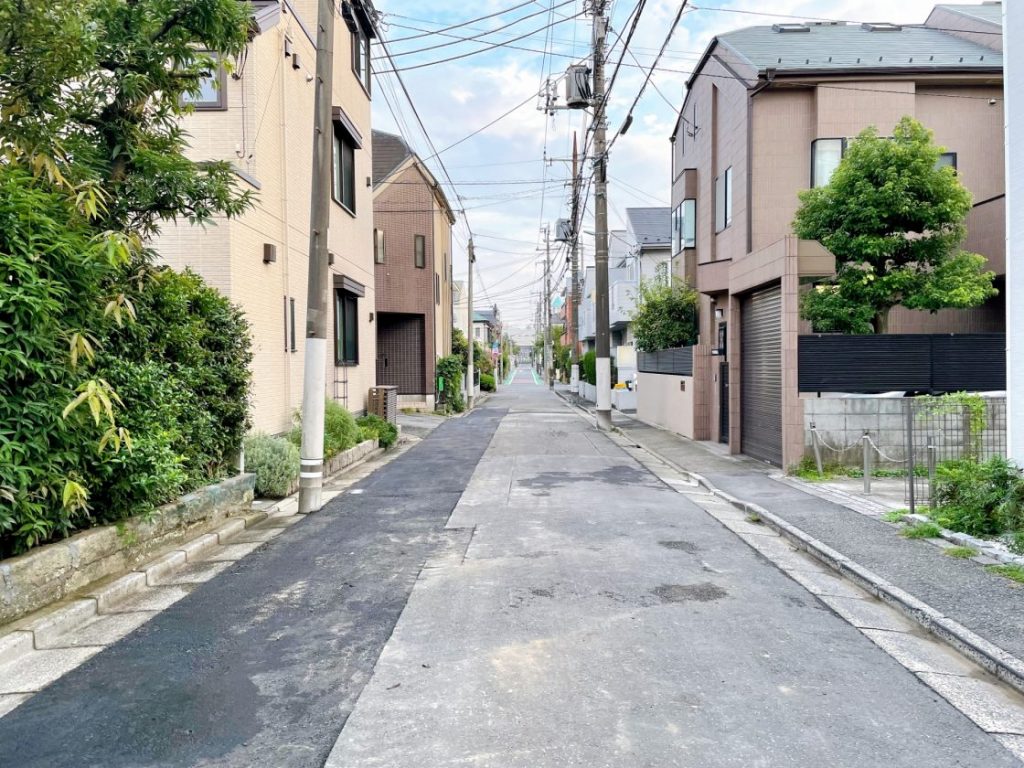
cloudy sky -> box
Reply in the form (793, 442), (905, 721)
(370, 0), (945, 341)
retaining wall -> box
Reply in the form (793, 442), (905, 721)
(0, 474), (255, 626)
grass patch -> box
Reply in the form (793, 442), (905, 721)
(986, 564), (1024, 584)
(944, 546), (979, 559)
(901, 521), (943, 539)
(789, 456), (921, 482)
(882, 508), (910, 523)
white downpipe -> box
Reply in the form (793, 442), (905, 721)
(570, 364), (580, 394)
(298, 337), (326, 513)
(1007, 3), (1024, 464)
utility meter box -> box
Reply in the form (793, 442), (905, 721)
(565, 65), (592, 109)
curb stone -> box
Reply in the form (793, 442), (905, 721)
(550, 389), (1024, 700)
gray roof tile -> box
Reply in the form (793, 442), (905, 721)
(372, 130), (413, 185)
(935, 3), (1003, 25)
(626, 207), (670, 246)
(719, 22), (1001, 73)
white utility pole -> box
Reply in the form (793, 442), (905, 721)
(570, 132), (581, 395)
(1007, 3), (1023, 464)
(466, 240), (476, 410)
(544, 226), (553, 386)
(592, 0), (613, 429)
(297, 0), (335, 514)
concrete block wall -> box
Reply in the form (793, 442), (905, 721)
(803, 397), (908, 467)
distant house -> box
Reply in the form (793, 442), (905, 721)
(473, 307), (500, 346)
(372, 130), (456, 410)
(155, 0), (379, 433)
(658, 3), (1004, 467)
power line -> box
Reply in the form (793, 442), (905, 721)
(381, 0), (543, 44)
(376, 0), (577, 60)
(374, 11), (587, 74)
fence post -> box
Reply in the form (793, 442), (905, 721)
(927, 442), (936, 507)
(810, 425), (824, 475)
(906, 401), (916, 515)
(862, 433), (871, 495)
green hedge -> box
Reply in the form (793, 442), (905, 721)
(480, 373), (496, 392)
(289, 399), (359, 459)
(357, 414), (398, 450)
(581, 351), (596, 386)
(244, 433), (299, 498)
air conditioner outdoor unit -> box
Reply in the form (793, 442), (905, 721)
(565, 65), (592, 109)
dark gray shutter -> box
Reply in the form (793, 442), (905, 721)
(741, 285), (782, 465)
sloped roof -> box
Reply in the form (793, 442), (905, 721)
(372, 130), (413, 185)
(626, 207), (670, 247)
(717, 21), (1001, 75)
(934, 3), (1003, 25)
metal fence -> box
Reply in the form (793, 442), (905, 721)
(905, 396), (1007, 513)
(637, 346), (694, 376)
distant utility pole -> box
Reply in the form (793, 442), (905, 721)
(592, 0), (612, 429)
(570, 131), (581, 395)
(1008, 2), (1023, 463)
(298, 0), (335, 514)
(466, 239), (476, 410)
(544, 225), (553, 387)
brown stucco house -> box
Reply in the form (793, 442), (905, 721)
(372, 130), (456, 410)
(650, 2), (1004, 468)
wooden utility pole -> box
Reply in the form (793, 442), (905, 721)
(544, 226), (553, 387)
(298, 0), (335, 514)
(466, 240), (476, 410)
(592, 0), (612, 428)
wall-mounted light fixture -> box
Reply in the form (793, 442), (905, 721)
(715, 307), (725, 320)
(263, 243), (277, 264)
(328, 251), (335, 266)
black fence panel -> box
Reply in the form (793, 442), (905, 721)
(798, 333), (1005, 393)
(637, 346), (694, 376)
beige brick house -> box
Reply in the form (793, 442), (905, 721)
(371, 130), (455, 410)
(155, 0), (378, 434)
(647, 2), (1004, 467)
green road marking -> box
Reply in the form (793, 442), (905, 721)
(531, 368), (541, 385)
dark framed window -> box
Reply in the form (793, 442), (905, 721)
(182, 55), (227, 110)
(435, 273), (441, 304)
(334, 289), (359, 365)
(332, 123), (356, 213)
(937, 152), (958, 171)
(811, 138), (846, 188)
(289, 297), (296, 353)
(374, 228), (385, 263)
(714, 168), (732, 233)
(414, 235), (426, 268)
(673, 199), (696, 252)
(352, 25), (371, 94)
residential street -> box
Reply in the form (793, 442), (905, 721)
(0, 366), (1019, 766)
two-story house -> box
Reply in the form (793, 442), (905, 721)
(371, 130), (455, 410)
(155, 0), (379, 433)
(667, 3), (1003, 467)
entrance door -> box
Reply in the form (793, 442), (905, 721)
(741, 285), (782, 465)
(719, 362), (729, 443)
(376, 313), (426, 395)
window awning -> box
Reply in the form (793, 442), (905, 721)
(334, 273), (365, 297)
(332, 106), (363, 149)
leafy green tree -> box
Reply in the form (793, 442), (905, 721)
(794, 117), (996, 334)
(630, 280), (699, 352)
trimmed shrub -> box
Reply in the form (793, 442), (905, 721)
(480, 373), (496, 392)
(581, 351), (596, 386)
(244, 434), (299, 498)
(289, 400), (359, 459)
(356, 414), (398, 450)
(436, 354), (465, 413)
(932, 456), (1021, 537)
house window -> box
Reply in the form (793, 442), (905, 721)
(811, 138), (845, 188)
(352, 24), (371, 93)
(937, 152), (958, 171)
(672, 204), (682, 254)
(289, 297), (296, 353)
(374, 228), (385, 263)
(332, 123), (357, 213)
(674, 198), (696, 250)
(715, 168), (732, 233)
(182, 56), (226, 110)
(414, 235), (426, 268)
(334, 289), (359, 365)
(435, 273), (441, 304)
(655, 262), (669, 285)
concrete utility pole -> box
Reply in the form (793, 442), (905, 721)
(466, 240), (476, 410)
(1007, 3), (1024, 464)
(297, 0), (335, 514)
(570, 131), (581, 395)
(544, 225), (553, 387)
(592, 0), (613, 429)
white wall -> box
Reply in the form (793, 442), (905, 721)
(637, 373), (695, 439)
(1007, 3), (1023, 463)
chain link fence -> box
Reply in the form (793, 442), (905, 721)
(905, 396), (1007, 514)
